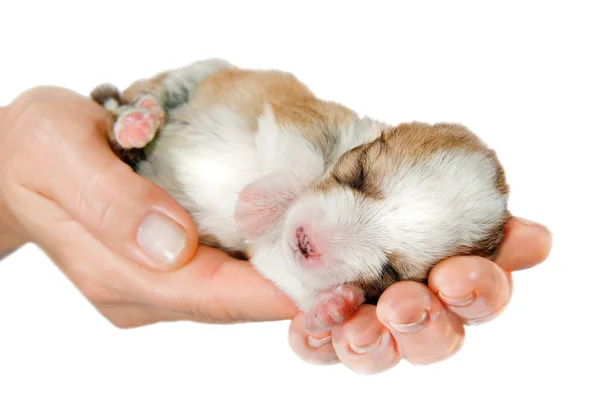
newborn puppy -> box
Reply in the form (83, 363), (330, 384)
(90, 59), (510, 331)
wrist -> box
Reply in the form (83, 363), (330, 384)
(0, 104), (28, 258)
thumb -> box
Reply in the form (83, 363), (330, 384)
(70, 147), (200, 271)
(20, 86), (199, 271)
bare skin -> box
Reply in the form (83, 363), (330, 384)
(0, 86), (552, 373)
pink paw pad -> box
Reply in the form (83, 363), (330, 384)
(113, 108), (159, 149)
(304, 284), (366, 333)
(135, 95), (166, 126)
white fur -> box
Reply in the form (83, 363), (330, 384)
(138, 103), (258, 250)
(378, 150), (507, 267)
(103, 98), (119, 112)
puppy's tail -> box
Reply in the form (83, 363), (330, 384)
(90, 83), (122, 112)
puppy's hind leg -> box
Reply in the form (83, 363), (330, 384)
(91, 83), (161, 143)
(90, 83), (159, 167)
(90, 59), (235, 165)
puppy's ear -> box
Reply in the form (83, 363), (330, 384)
(234, 169), (311, 241)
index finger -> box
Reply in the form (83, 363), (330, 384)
(492, 217), (552, 271)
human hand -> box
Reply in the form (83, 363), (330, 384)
(0, 86), (296, 327)
(288, 216), (552, 373)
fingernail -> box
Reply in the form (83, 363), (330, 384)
(438, 291), (476, 308)
(137, 212), (186, 267)
(389, 311), (428, 333)
(515, 216), (539, 226)
(349, 335), (382, 354)
(307, 335), (332, 348)
(515, 216), (551, 232)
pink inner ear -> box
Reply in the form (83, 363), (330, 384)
(234, 172), (305, 241)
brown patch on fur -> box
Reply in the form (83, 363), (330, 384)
(359, 251), (429, 305)
(113, 66), (355, 160)
(387, 251), (430, 282)
(491, 154), (510, 195)
(122, 71), (170, 104)
(192, 68), (356, 151)
(376, 123), (510, 188)
(318, 121), (509, 201)
(316, 144), (384, 200)
(314, 122), (505, 201)
(360, 260), (401, 305)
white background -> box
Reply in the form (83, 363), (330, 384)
(1, 1), (598, 398)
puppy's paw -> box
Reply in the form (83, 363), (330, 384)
(134, 95), (166, 126)
(113, 107), (160, 149)
(304, 284), (366, 333)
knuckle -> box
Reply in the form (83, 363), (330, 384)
(75, 162), (137, 234)
(76, 184), (116, 233)
(17, 103), (55, 149)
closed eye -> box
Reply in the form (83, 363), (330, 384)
(334, 163), (365, 192)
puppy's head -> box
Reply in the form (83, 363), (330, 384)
(279, 122), (510, 305)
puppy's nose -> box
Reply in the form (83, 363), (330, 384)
(296, 226), (317, 259)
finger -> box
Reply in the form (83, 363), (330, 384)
(376, 281), (465, 365)
(288, 312), (339, 365)
(493, 216), (552, 271)
(18, 87), (198, 271)
(331, 305), (400, 375)
(429, 256), (512, 325)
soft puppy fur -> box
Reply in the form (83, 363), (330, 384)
(91, 59), (510, 325)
